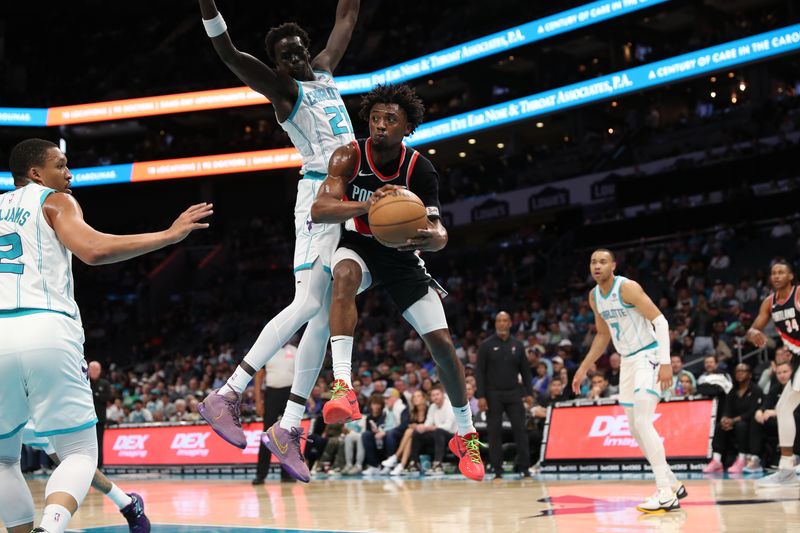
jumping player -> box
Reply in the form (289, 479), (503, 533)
(0, 139), (210, 533)
(21, 423), (150, 532)
(310, 83), (485, 481)
(572, 250), (687, 513)
(195, 0), (360, 483)
(748, 260), (800, 487)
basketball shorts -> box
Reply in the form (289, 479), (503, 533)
(21, 421), (55, 455)
(618, 347), (662, 406)
(332, 232), (448, 332)
(0, 312), (97, 440)
(293, 178), (341, 273)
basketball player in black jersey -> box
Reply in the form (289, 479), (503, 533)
(747, 260), (800, 487)
(310, 83), (484, 481)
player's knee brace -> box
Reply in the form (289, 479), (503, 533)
(776, 391), (800, 447)
(45, 427), (98, 504)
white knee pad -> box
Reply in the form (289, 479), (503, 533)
(776, 384), (800, 448)
(45, 427), (98, 504)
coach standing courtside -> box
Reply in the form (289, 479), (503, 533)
(89, 361), (113, 468)
(253, 344), (297, 484)
(476, 311), (534, 479)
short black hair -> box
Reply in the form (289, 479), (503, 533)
(359, 83), (425, 135)
(9, 138), (58, 186)
(592, 248), (616, 261)
(264, 22), (310, 64)
(771, 259), (794, 274)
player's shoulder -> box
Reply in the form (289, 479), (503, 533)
(407, 147), (435, 172)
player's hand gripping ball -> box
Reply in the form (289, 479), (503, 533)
(368, 188), (428, 248)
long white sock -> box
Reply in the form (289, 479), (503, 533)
(331, 335), (353, 386)
(632, 395), (672, 490)
(280, 400), (306, 430)
(106, 483), (133, 509)
(452, 404), (476, 435)
(220, 366), (252, 395)
(39, 504), (72, 533)
(290, 286), (331, 400)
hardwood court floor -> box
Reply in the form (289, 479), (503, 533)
(14, 474), (800, 532)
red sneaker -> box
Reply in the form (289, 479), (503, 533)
(449, 432), (485, 481)
(323, 379), (362, 424)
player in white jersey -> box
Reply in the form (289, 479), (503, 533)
(0, 139), (211, 533)
(572, 249), (686, 514)
(194, 0), (361, 482)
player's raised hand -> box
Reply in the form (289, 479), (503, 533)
(657, 364), (672, 392)
(168, 203), (214, 243)
(572, 366), (587, 395)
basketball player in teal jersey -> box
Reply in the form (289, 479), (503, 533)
(195, 0), (360, 483)
(0, 139), (211, 533)
(572, 250), (687, 513)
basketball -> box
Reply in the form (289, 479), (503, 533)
(368, 189), (428, 247)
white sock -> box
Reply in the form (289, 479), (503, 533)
(40, 504), (72, 533)
(668, 470), (679, 486)
(220, 366), (252, 395)
(713, 452), (722, 462)
(779, 455), (796, 471)
(280, 400), (306, 430)
(331, 335), (353, 386)
(106, 483), (132, 509)
(452, 404), (475, 435)
(652, 465), (671, 491)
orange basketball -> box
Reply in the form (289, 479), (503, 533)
(368, 189), (428, 248)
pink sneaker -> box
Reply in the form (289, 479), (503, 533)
(702, 458), (724, 473)
(727, 456), (746, 474)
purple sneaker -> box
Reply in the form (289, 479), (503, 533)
(198, 389), (246, 449)
(262, 422), (311, 483)
(120, 492), (151, 533)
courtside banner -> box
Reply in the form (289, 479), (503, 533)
(104, 420), (310, 466)
(543, 400), (714, 461)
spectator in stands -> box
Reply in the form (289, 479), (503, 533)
(703, 364), (763, 473)
(605, 353), (621, 395)
(532, 362), (551, 398)
(409, 385), (457, 476)
(749, 361), (797, 472)
(314, 423), (346, 476)
(382, 390), (429, 476)
(669, 355), (697, 396)
(586, 373), (610, 400)
(343, 398), (367, 475)
(106, 399), (125, 425)
(757, 347), (792, 395)
(128, 400), (153, 423)
(360, 395), (387, 476)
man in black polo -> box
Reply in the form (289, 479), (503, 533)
(476, 311), (534, 479)
(89, 361), (113, 468)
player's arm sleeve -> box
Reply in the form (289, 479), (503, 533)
(408, 156), (442, 221)
(652, 314), (671, 364)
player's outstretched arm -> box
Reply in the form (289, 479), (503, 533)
(43, 194), (212, 266)
(311, 144), (397, 223)
(573, 291), (611, 395)
(198, 0), (280, 101)
(311, 0), (360, 73)
(747, 296), (772, 347)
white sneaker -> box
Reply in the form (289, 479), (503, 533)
(743, 457), (763, 474)
(636, 487), (680, 513)
(756, 469), (800, 488)
(390, 464), (405, 476)
(362, 466), (382, 476)
(381, 455), (398, 468)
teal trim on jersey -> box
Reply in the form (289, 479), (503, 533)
(598, 276), (619, 299)
(623, 340), (658, 357)
(619, 402), (634, 407)
(14, 186), (28, 309)
(645, 389), (660, 397)
(0, 308), (74, 319)
(624, 340), (658, 357)
(303, 171), (327, 180)
(286, 118), (315, 153)
(25, 442), (49, 448)
(34, 417), (98, 437)
(313, 69), (331, 78)
(286, 80), (304, 123)
(323, 264), (331, 274)
(293, 263), (314, 273)
(0, 421), (27, 440)
(39, 187), (55, 206)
